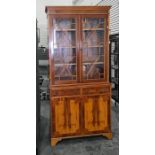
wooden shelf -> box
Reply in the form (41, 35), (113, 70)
(54, 45), (103, 49)
(83, 45), (103, 48)
(55, 63), (76, 66)
(83, 28), (103, 31)
(55, 29), (76, 31)
(83, 62), (103, 65)
(54, 46), (76, 49)
(55, 75), (76, 78)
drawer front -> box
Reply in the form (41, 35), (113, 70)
(51, 84), (110, 97)
(82, 85), (110, 96)
(51, 88), (80, 97)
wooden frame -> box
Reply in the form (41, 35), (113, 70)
(49, 14), (79, 85)
(80, 14), (108, 83)
(46, 6), (112, 146)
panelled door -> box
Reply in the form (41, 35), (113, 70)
(83, 95), (110, 133)
(52, 97), (80, 137)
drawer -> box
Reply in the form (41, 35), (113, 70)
(51, 88), (80, 97)
(82, 85), (110, 95)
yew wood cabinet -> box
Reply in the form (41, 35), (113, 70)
(45, 6), (112, 146)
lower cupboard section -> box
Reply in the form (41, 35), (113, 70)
(52, 95), (111, 137)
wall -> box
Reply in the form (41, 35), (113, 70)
(73, 0), (119, 34)
(99, 0), (119, 34)
(73, 0), (99, 5)
(36, 0), (72, 47)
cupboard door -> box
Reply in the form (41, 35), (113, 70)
(81, 16), (106, 82)
(83, 95), (110, 133)
(51, 16), (79, 84)
(53, 97), (80, 136)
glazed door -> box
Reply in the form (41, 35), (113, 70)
(80, 15), (108, 82)
(52, 97), (80, 137)
(83, 95), (110, 133)
(50, 16), (79, 84)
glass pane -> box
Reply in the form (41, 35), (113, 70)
(53, 18), (77, 82)
(82, 18), (104, 80)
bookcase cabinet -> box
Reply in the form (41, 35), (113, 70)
(45, 6), (112, 146)
(110, 34), (119, 105)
